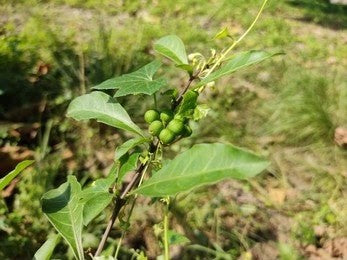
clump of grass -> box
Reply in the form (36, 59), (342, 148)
(262, 70), (340, 145)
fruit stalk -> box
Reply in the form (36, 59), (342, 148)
(174, 75), (195, 107)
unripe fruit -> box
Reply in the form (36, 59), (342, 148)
(160, 109), (174, 124)
(167, 119), (184, 135)
(182, 125), (192, 137)
(148, 120), (163, 136)
(144, 109), (160, 123)
(159, 129), (175, 144)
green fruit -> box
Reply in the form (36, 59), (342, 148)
(148, 120), (163, 136)
(167, 119), (184, 134)
(159, 129), (176, 144)
(144, 109), (160, 123)
(182, 125), (192, 137)
(160, 109), (174, 124)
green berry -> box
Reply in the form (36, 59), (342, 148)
(159, 129), (176, 144)
(167, 119), (184, 135)
(160, 109), (174, 124)
(182, 125), (192, 137)
(148, 120), (163, 136)
(144, 109), (160, 123)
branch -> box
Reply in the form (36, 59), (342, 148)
(94, 196), (126, 256)
(94, 145), (155, 257)
(94, 161), (147, 256)
(174, 75), (195, 107)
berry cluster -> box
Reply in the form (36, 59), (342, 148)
(144, 109), (192, 144)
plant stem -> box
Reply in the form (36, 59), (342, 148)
(94, 163), (147, 257)
(163, 201), (170, 260)
(94, 197), (126, 257)
(199, 0), (269, 81)
(114, 233), (123, 259)
(114, 196), (136, 259)
(114, 158), (150, 259)
(154, 92), (158, 109)
(174, 75), (195, 106)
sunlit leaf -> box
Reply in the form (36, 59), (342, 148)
(154, 35), (188, 65)
(213, 27), (230, 40)
(67, 91), (144, 136)
(41, 176), (84, 260)
(134, 143), (269, 197)
(0, 160), (34, 191)
(92, 61), (166, 97)
(195, 50), (281, 88)
(33, 233), (61, 260)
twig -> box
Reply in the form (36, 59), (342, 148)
(163, 200), (170, 260)
(94, 163), (146, 257)
(94, 197), (126, 256)
(114, 162), (149, 259)
(194, 0), (269, 84)
(174, 75), (195, 107)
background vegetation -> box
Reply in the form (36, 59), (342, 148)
(0, 0), (346, 259)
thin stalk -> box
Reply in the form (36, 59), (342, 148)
(154, 92), (158, 109)
(114, 150), (152, 259)
(114, 233), (123, 259)
(94, 197), (126, 256)
(163, 202), (170, 260)
(174, 75), (195, 106)
(95, 141), (157, 256)
(94, 163), (147, 257)
(114, 198), (136, 259)
(202, 0), (268, 79)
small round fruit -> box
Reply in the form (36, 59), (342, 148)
(160, 109), (174, 124)
(144, 109), (160, 123)
(148, 120), (163, 136)
(159, 129), (176, 144)
(182, 125), (192, 137)
(167, 119), (184, 135)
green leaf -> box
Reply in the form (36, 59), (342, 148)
(175, 90), (199, 118)
(67, 91), (144, 137)
(118, 152), (140, 184)
(154, 35), (188, 65)
(168, 230), (190, 245)
(80, 171), (116, 226)
(115, 137), (149, 160)
(42, 176), (84, 260)
(195, 50), (281, 88)
(134, 143), (269, 197)
(0, 160), (34, 191)
(33, 233), (61, 260)
(213, 27), (230, 40)
(92, 61), (166, 97)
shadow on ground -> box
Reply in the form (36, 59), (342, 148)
(286, 0), (347, 30)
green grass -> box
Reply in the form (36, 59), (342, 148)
(0, 0), (346, 259)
